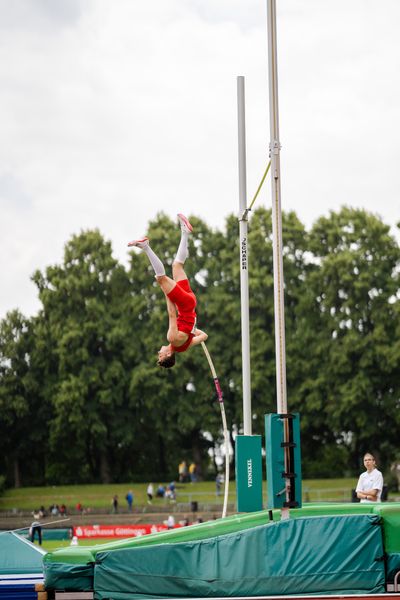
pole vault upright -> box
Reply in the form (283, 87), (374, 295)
(237, 76), (252, 436)
(235, 76), (263, 513)
(267, 0), (287, 416)
(265, 0), (302, 517)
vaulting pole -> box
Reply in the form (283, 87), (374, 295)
(267, 0), (290, 517)
(201, 342), (229, 518)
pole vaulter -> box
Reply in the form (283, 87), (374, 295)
(129, 215), (230, 519)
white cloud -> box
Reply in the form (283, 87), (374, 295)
(1, 0), (399, 318)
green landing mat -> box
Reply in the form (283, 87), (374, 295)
(0, 532), (46, 575)
(44, 511), (270, 590)
(43, 502), (400, 592)
(94, 514), (385, 599)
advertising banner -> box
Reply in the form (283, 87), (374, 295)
(72, 524), (183, 538)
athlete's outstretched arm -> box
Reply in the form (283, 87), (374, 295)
(191, 328), (208, 346)
(165, 296), (180, 343)
(165, 296), (177, 318)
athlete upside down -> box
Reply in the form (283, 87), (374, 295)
(128, 213), (208, 368)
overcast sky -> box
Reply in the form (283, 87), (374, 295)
(1, 0), (400, 320)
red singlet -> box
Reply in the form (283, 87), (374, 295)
(167, 279), (197, 354)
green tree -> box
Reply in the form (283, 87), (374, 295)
(2, 206), (398, 485)
(32, 230), (137, 483)
(0, 310), (48, 486)
(303, 208), (400, 472)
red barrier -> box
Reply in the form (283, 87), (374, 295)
(73, 524), (183, 538)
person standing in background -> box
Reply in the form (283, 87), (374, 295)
(125, 490), (134, 512)
(356, 452), (383, 502)
(189, 462), (197, 483)
(178, 460), (187, 483)
(111, 494), (119, 513)
(29, 513), (42, 546)
(147, 483), (154, 504)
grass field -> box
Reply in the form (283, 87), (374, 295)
(36, 538), (118, 552)
(0, 478), (361, 512)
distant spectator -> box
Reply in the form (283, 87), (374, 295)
(215, 473), (222, 496)
(76, 502), (83, 514)
(39, 506), (46, 518)
(165, 482), (176, 502)
(147, 483), (154, 504)
(29, 519), (42, 545)
(156, 485), (165, 498)
(49, 504), (59, 516)
(166, 514), (175, 529)
(178, 460), (188, 483)
(59, 504), (67, 516)
(111, 494), (119, 514)
(189, 462), (197, 483)
(125, 490), (134, 512)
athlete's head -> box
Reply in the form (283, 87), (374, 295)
(158, 345), (176, 369)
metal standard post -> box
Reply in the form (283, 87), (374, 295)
(267, 0), (287, 416)
(235, 77), (263, 514)
(237, 75), (252, 436)
(266, 0), (290, 517)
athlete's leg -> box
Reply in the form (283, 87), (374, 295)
(127, 237), (165, 277)
(173, 214), (193, 282)
(175, 213), (192, 264)
(127, 237), (178, 295)
(172, 261), (188, 283)
(156, 275), (176, 296)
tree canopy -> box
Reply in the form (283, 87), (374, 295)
(0, 208), (399, 486)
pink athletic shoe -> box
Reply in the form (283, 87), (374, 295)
(177, 213), (193, 233)
(127, 236), (149, 248)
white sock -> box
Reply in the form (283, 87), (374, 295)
(142, 244), (165, 276)
(175, 230), (189, 264)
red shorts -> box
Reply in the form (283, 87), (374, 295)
(167, 279), (197, 335)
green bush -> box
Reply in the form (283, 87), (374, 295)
(302, 445), (351, 478)
(384, 471), (399, 493)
